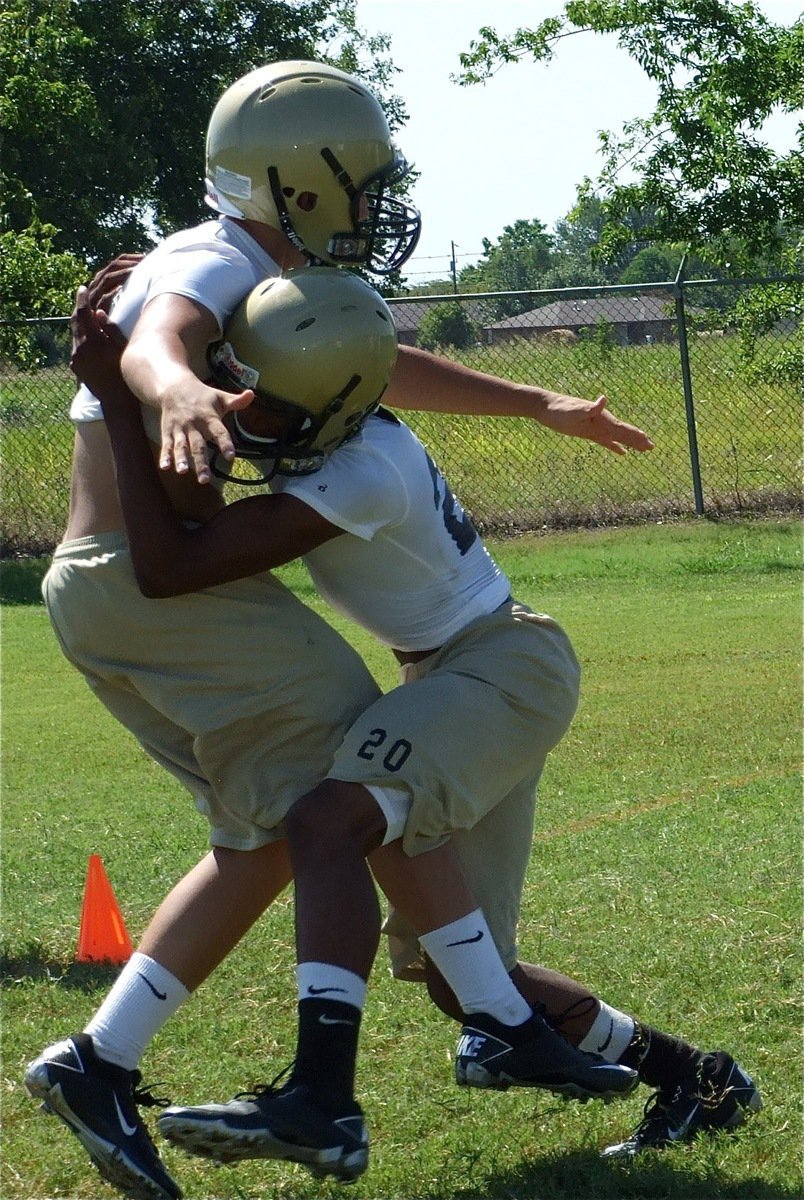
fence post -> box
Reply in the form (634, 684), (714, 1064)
(674, 258), (705, 515)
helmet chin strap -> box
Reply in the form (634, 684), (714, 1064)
(209, 369), (372, 486)
(266, 154), (371, 267)
(266, 151), (420, 272)
(208, 450), (280, 486)
(207, 415), (282, 486)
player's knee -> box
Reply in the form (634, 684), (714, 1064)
(285, 779), (385, 855)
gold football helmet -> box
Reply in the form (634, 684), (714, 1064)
(205, 61), (421, 274)
(208, 266), (398, 482)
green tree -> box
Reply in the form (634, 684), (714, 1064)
(416, 302), (477, 351)
(457, 1), (803, 269)
(551, 192), (665, 281)
(460, 218), (553, 316)
(732, 235), (804, 385)
(0, 221), (86, 365)
(549, 196), (610, 285)
(618, 245), (686, 284)
(1, 0), (399, 264)
(398, 279), (459, 297)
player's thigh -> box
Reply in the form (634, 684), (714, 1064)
(44, 541), (378, 738)
(46, 543), (382, 839)
(330, 610), (577, 847)
(87, 672), (212, 804)
(328, 666), (549, 856)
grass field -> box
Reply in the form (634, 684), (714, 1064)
(2, 517), (802, 1199)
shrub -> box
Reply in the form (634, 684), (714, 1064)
(0, 222), (87, 367)
(416, 302), (477, 351)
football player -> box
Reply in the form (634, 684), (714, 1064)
(22, 63), (648, 1190)
(61, 271), (757, 1189)
(22, 58), (685, 1200)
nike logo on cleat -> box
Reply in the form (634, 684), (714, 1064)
(138, 973), (167, 1001)
(456, 1033), (488, 1057)
(307, 985), (347, 996)
(52, 1041), (86, 1073)
(446, 930), (484, 947)
(113, 1094), (139, 1137)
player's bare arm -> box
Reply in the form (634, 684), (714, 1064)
(387, 344), (654, 455)
(70, 290), (341, 598)
(120, 292), (255, 485)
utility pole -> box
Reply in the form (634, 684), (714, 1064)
(450, 241), (458, 293)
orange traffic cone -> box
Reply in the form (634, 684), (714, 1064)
(76, 855), (133, 964)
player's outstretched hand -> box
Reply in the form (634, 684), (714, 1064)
(86, 253), (143, 314)
(69, 286), (128, 407)
(157, 384), (255, 485)
(542, 393), (654, 455)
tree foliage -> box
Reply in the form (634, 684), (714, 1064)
(0, 221), (86, 365)
(459, 219), (553, 315)
(416, 301), (478, 351)
(457, 1), (804, 269)
(732, 234), (804, 384)
(1, 0), (400, 264)
(447, 201), (690, 301)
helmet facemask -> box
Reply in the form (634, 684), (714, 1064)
(359, 162), (423, 274)
(267, 148), (420, 275)
(207, 370), (368, 485)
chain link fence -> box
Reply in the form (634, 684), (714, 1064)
(1, 277), (801, 556)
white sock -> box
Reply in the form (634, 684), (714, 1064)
(419, 910), (532, 1026)
(296, 962), (367, 1011)
(84, 951), (189, 1070)
(578, 1001), (636, 1062)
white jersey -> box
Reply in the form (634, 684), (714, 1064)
(271, 410), (511, 650)
(70, 218), (280, 423)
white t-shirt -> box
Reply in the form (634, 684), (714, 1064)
(271, 410), (511, 650)
(70, 218), (280, 424)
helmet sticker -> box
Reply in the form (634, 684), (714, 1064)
(214, 165), (253, 200)
(211, 342), (260, 390)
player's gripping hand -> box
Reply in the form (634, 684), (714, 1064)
(86, 253), (143, 314)
(69, 286), (129, 405)
(540, 393), (654, 455)
(156, 380), (255, 485)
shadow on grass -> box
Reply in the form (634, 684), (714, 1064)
(455, 1147), (798, 1200)
(1, 946), (121, 992)
(0, 557), (50, 604)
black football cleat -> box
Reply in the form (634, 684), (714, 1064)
(455, 1012), (639, 1102)
(601, 1050), (761, 1158)
(24, 1033), (181, 1200)
(159, 1081), (368, 1182)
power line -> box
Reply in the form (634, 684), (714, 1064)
(405, 249), (482, 262)
(401, 249), (485, 286)
(402, 269), (458, 279)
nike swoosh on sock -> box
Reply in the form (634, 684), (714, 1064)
(446, 930), (484, 947)
(138, 973), (167, 1001)
(596, 1019), (615, 1054)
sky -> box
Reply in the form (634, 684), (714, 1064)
(354, 0), (802, 285)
